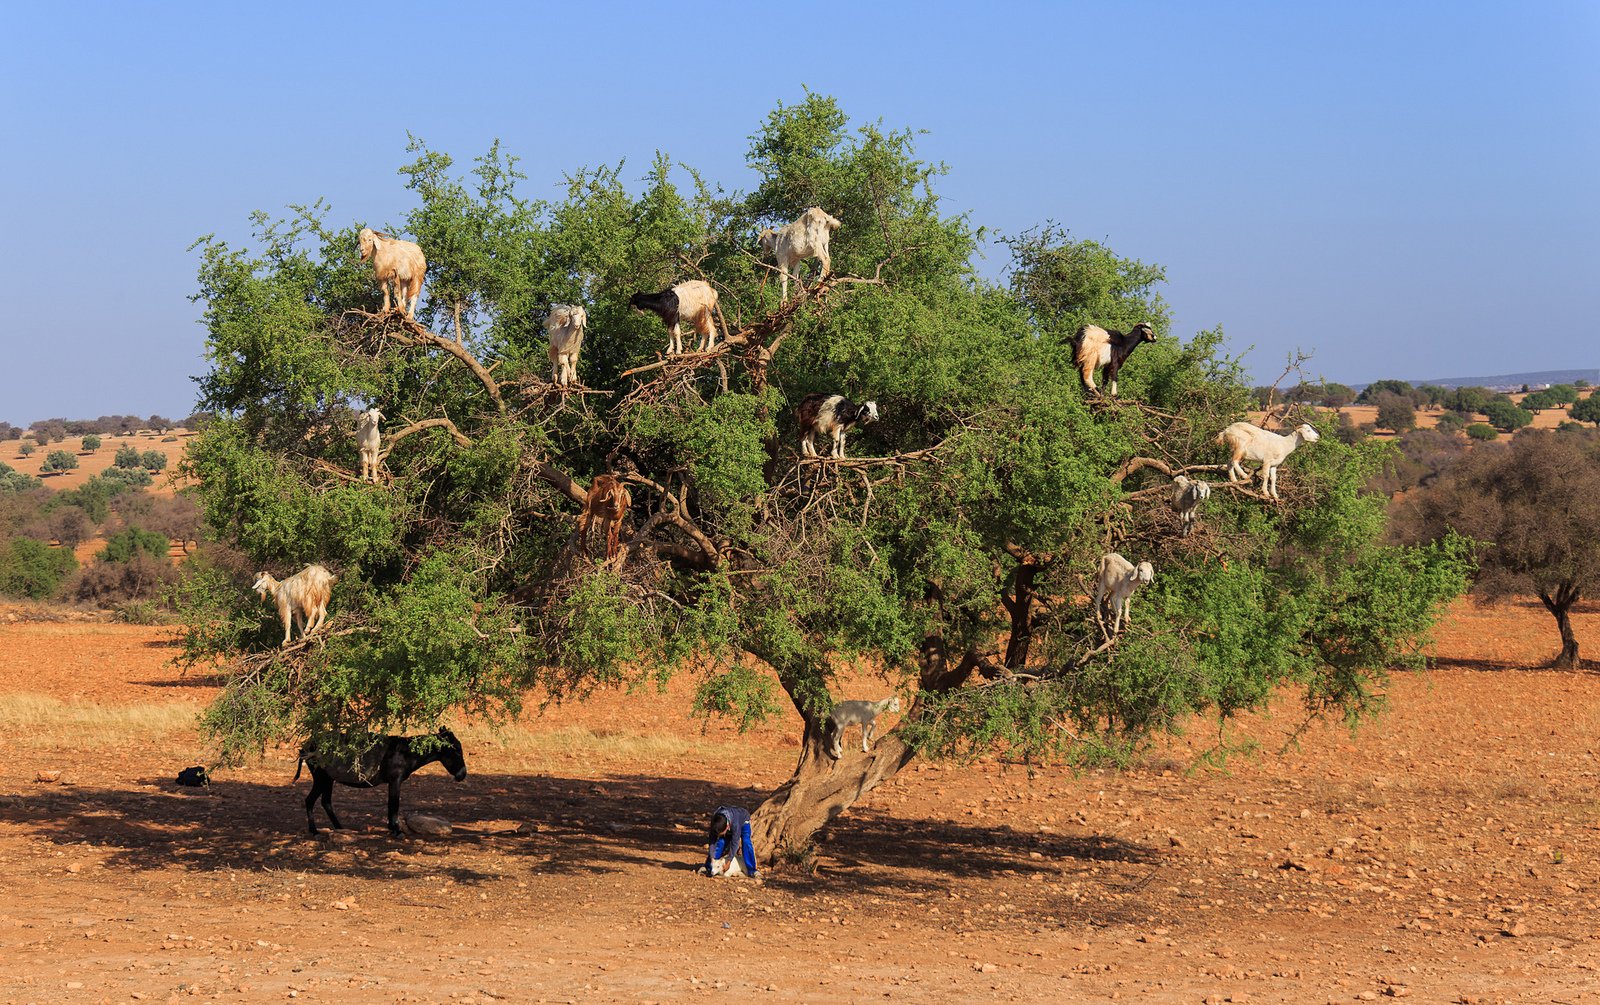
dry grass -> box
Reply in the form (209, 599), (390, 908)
(456, 724), (745, 772)
(0, 693), (198, 747)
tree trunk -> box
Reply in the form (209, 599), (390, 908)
(749, 720), (916, 864)
(1539, 587), (1581, 669)
(453, 300), (465, 345)
(750, 640), (978, 866)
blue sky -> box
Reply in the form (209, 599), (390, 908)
(2, 2), (1596, 424)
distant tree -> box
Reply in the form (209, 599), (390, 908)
(1571, 395), (1600, 428)
(141, 450), (168, 472)
(18, 440), (36, 458)
(1576, 379), (1591, 389)
(148, 415), (174, 434)
(99, 466), (153, 489)
(41, 450), (79, 474)
(1546, 384), (1579, 406)
(1433, 411), (1467, 433)
(1520, 384), (1530, 394)
(98, 526), (171, 564)
(1333, 411), (1368, 445)
(1373, 392), (1416, 433)
(1466, 423), (1499, 441)
(0, 461), (40, 493)
(1446, 386), (1493, 414)
(1357, 379), (1414, 405)
(1320, 382), (1356, 407)
(49, 506), (94, 549)
(114, 443), (143, 469)
(1397, 430), (1600, 668)
(182, 411), (215, 430)
(1416, 385), (1450, 409)
(1484, 399), (1534, 432)
(81, 434), (102, 453)
(0, 537), (76, 600)
(1520, 390), (1556, 411)
(0, 423), (19, 441)
(142, 494), (204, 554)
(1249, 386), (1276, 408)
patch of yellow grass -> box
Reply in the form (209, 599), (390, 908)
(456, 724), (732, 771)
(0, 693), (198, 746)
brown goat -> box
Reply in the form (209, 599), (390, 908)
(578, 475), (632, 560)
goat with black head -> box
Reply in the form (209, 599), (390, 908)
(796, 393), (880, 459)
(1071, 322), (1157, 398)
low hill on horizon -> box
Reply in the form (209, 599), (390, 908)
(1352, 367), (1598, 391)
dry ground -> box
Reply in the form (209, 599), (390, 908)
(7, 432), (193, 496)
(1, 597), (1598, 1004)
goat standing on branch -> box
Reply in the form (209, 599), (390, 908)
(545, 304), (588, 386)
(796, 393), (879, 459)
(578, 474), (632, 561)
(356, 407), (384, 483)
(253, 564), (337, 646)
(759, 207), (842, 302)
(1170, 474), (1211, 536)
(630, 280), (720, 355)
(1072, 322), (1157, 398)
(357, 228), (426, 320)
(1094, 553), (1154, 635)
(1215, 421), (1321, 500)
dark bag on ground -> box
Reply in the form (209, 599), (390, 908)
(176, 766), (210, 787)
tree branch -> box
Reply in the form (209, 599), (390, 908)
(344, 309), (505, 413)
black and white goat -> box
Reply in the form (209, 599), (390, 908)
(796, 393), (879, 459)
(295, 727), (467, 837)
(1072, 322), (1157, 397)
(629, 280), (720, 355)
(1170, 474), (1212, 536)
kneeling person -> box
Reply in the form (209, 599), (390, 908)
(704, 805), (759, 879)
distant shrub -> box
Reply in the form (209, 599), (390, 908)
(1433, 411), (1467, 433)
(81, 434), (102, 453)
(41, 449), (79, 474)
(141, 450), (167, 472)
(98, 526), (171, 564)
(0, 462), (40, 493)
(114, 443), (143, 469)
(1373, 392), (1416, 433)
(19, 440), (36, 458)
(48, 506), (95, 549)
(73, 552), (178, 606)
(98, 466), (153, 489)
(1466, 423), (1499, 441)
(162, 435), (178, 443)
(1558, 421), (1587, 433)
(1571, 395), (1600, 428)
(0, 537), (76, 599)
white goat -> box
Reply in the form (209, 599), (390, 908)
(356, 408), (384, 483)
(1170, 474), (1211, 536)
(758, 207), (842, 302)
(357, 228), (427, 319)
(253, 564), (337, 646)
(545, 304), (588, 386)
(1215, 422), (1321, 500)
(1094, 553), (1154, 635)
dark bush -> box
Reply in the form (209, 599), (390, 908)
(98, 526), (171, 564)
(141, 450), (168, 472)
(1466, 423), (1499, 441)
(114, 443), (143, 468)
(73, 552), (178, 605)
(1484, 399), (1534, 432)
(0, 537), (76, 599)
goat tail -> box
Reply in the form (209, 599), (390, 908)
(294, 753), (305, 781)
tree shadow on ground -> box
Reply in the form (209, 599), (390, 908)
(1427, 655), (1571, 673)
(0, 768), (1158, 903)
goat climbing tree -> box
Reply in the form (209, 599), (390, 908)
(179, 95), (1471, 861)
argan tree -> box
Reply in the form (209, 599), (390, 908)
(1395, 428), (1600, 669)
(179, 97), (1469, 859)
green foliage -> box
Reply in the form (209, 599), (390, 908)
(98, 526), (171, 564)
(114, 443), (143, 468)
(0, 461), (40, 493)
(1373, 393), (1416, 433)
(1357, 379), (1413, 405)
(180, 96), (1468, 777)
(41, 449), (79, 474)
(1444, 386), (1492, 414)
(0, 537), (75, 599)
(18, 440), (36, 458)
(1484, 399), (1533, 432)
(81, 434), (102, 452)
(1466, 423), (1499, 441)
(1433, 411), (1467, 433)
(141, 450), (167, 472)
(1571, 394), (1600, 427)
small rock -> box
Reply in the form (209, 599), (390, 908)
(1357, 993), (1378, 1002)
(1503, 921), (1527, 938)
(36, 771), (60, 784)
(1168, 834), (1185, 847)
(975, 963), (997, 973)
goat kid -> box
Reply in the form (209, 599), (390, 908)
(1170, 474), (1212, 536)
(796, 393), (879, 459)
(1072, 322), (1157, 397)
(296, 727), (467, 837)
(578, 474), (632, 561)
(253, 564), (337, 646)
(356, 407), (384, 483)
(758, 207), (842, 302)
(1093, 553), (1154, 635)
(545, 304), (588, 386)
(357, 228), (426, 320)
(629, 280), (720, 355)
(823, 696), (901, 759)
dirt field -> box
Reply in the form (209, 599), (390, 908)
(2, 597), (1598, 1004)
(7, 431), (193, 496)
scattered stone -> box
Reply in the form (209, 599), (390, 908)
(1502, 921), (1527, 938)
(36, 771), (60, 783)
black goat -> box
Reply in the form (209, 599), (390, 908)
(1072, 322), (1157, 397)
(295, 727), (467, 836)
